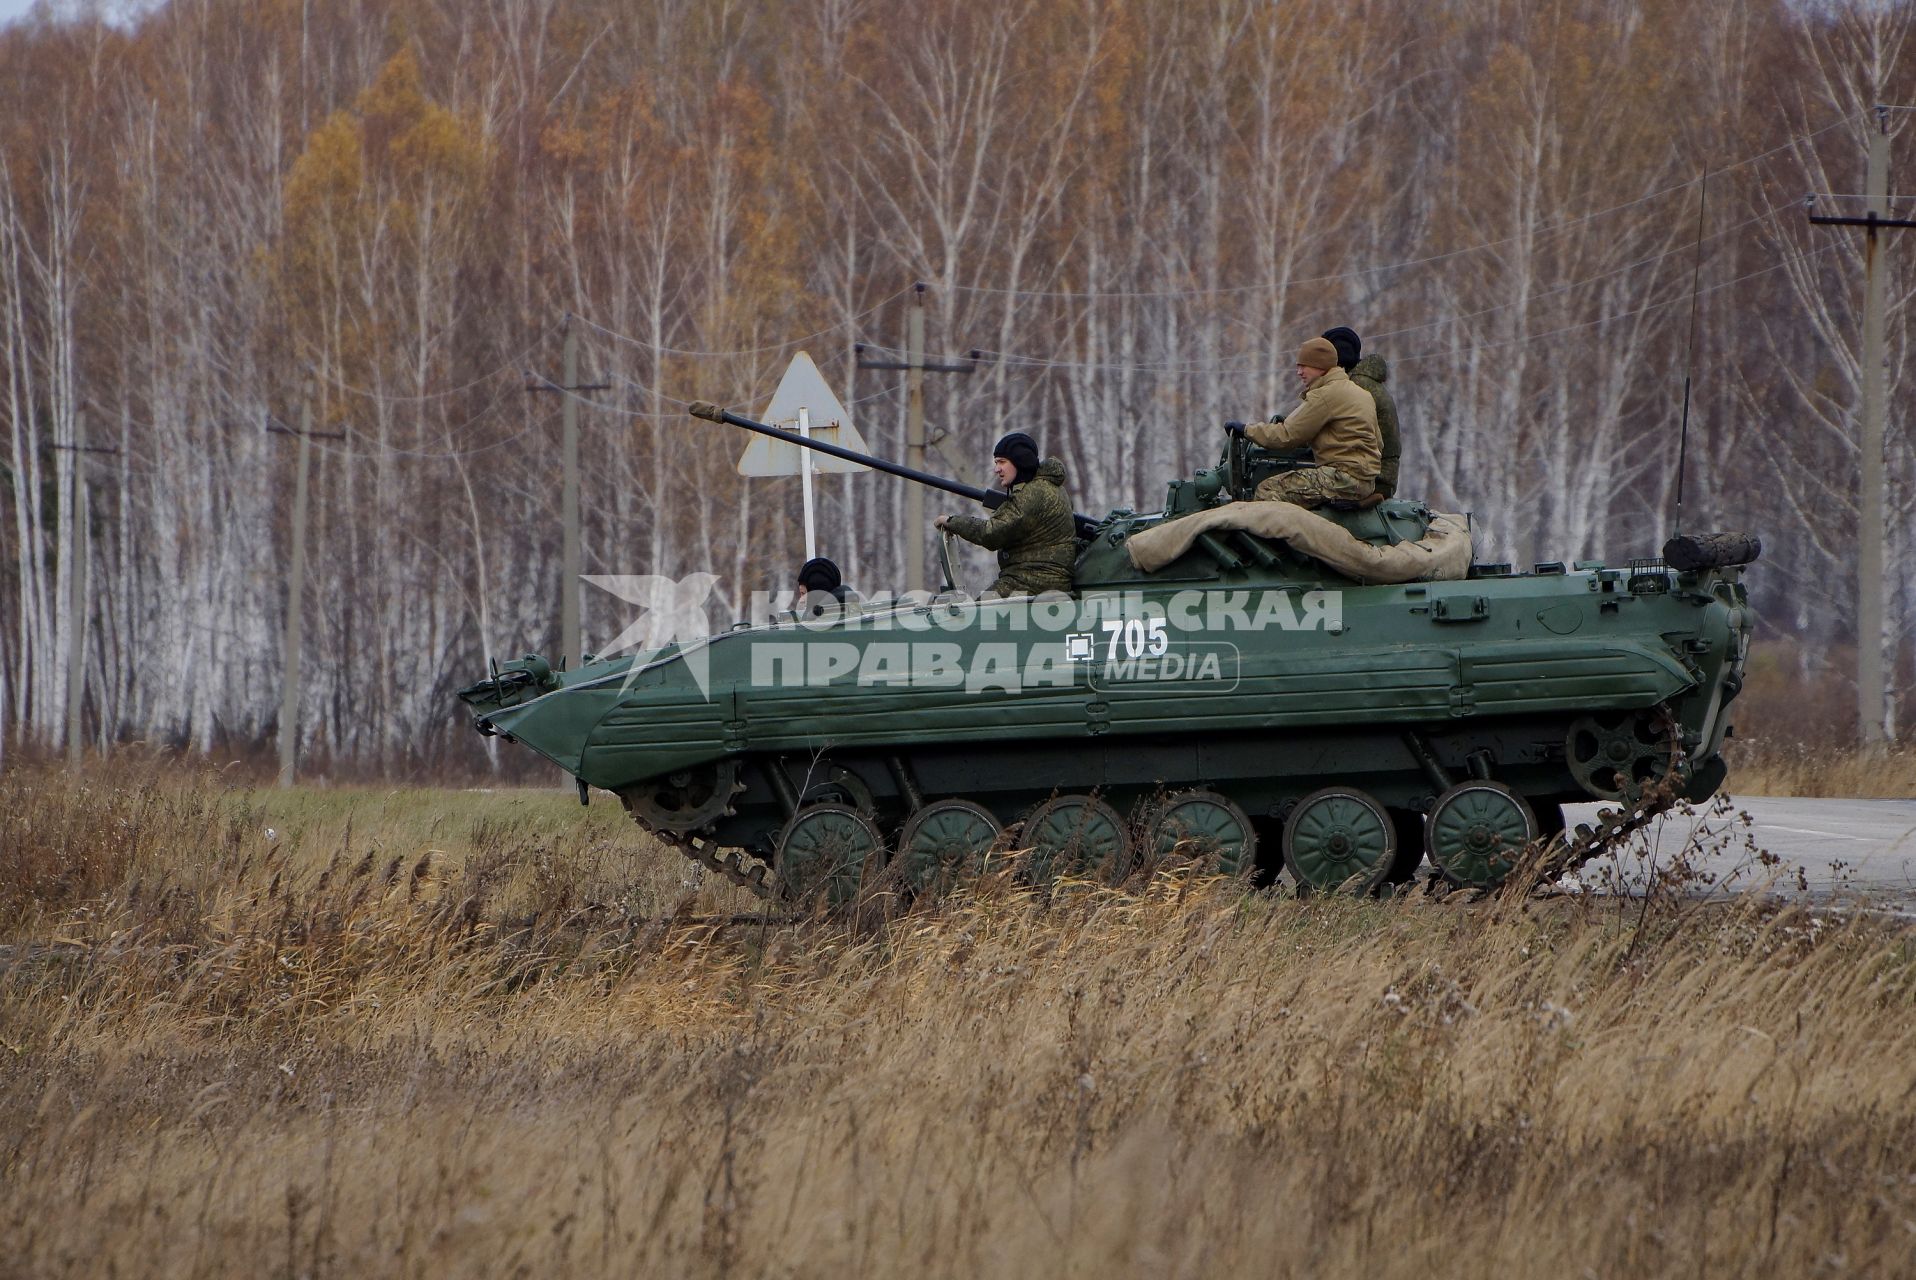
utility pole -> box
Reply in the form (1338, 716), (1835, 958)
(65, 412), (87, 768)
(270, 385), (344, 787)
(856, 284), (980, 592)
(526, 318), (610, 668)
(57, 412), (93, 767)
(1809, 106), (1911, 746)
(54, 421), (119, 768)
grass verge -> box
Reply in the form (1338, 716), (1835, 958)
(1727, 741), (1916, 799)
(2, 764), (1913, 1277)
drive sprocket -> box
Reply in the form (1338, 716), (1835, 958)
(1533, 704), (1689, 887)
(1566, 706), (1681, 803)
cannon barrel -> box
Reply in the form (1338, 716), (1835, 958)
(688, 401), (1100, 538)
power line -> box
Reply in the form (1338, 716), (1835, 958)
(572, 289), (913, 359)
(305, 324), (555, 403)
(943, 116), (1859, 302)
(287, 402), (542, 463)
(1391, 242), (1842, 364)
(1367, 198), (1800, 343)
(606, 371), (703, 411)
(927, 241), (1840, 378)
(545, 371), (898, 423)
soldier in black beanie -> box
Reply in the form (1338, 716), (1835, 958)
(990, 431), (1040, 485)
(794, 556), (852, 615)
(1321, 326), (1362, 371)
(1320, 325), (1402, 500)
(935, 432), (1076, 596)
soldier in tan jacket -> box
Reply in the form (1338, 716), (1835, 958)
(1228, 336), (1381, 507)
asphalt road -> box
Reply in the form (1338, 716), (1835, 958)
(1564, 796), (1916, 909)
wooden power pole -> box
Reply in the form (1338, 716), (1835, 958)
(1810, 107), (1910, 745)
(526, 318), (610, 669)
(856, 284), (979, 592)
(53, 413), (120, 768)
(63, 412), (89, 768)
(271, 385), (344, 787)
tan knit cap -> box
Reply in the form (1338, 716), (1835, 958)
(1297, 337), (1339, 371)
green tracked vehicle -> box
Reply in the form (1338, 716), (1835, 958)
(459, 404), (1757, 901)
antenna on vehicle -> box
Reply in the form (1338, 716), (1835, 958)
(1673, 168), (1708, 537)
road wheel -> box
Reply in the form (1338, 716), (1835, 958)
(895, 799), (1001, 896)
(1020, 795), (1130, 882)
(1282, 787), (1395, 894)
(1146, 790), (1258, 878)
(775, 803), (885, 906)
(1425, 781), (1537, 888)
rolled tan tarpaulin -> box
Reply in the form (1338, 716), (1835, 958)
(1124, 502), (1473, 584)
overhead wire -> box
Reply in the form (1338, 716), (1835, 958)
(942, 115), (1858, 301)
(305, 322), (556, 403)
(915, 239), (1841, 379)
(571, 287), (914, 358)
(193, 348), (903, 469)
(1391, 241), (1842, 365)
(1366, 197), (1800, 343)
(332, 390), (540, 459)
(566, 373), (901, 421)
(301, 284), (911, 417)
(911, 198), (1822, 376)
(245, 112), (1871, 445)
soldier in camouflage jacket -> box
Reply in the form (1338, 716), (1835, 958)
(1323, 328), (1402, 500)
(1350, 354), (1400, 499)
(937, 433), (1077, 597)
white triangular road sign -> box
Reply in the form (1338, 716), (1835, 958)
(737, 352), (871, 476)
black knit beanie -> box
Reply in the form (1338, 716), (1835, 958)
(1321, 326), (1362, 372)
(796, 556), (841, 595)
(992, 432), (1040, 484)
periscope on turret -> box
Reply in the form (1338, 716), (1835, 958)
(458, 405), (1758, 903)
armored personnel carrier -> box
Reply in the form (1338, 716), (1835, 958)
(459, 404), (1757, 901)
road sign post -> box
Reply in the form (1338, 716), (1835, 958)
(798, 406), (817, 560)
(737, 354), (868, 570)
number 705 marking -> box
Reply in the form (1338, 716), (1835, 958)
(1100, 617), (1169, 661)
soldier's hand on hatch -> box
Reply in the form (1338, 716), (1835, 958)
(1223, 421), (1247, 438)
(934, 515), (950, 531)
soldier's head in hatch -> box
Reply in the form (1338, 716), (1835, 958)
(991, 432), (1040, 488)
(795, 556), (843, 601)
(1321, 326), (1362, 372)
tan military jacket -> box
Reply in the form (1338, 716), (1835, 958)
(1246, 366), (1382, 484)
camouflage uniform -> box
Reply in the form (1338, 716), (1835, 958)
(1351, 355), (1401, 499)
(1246, 365), (1381, 508)
(1254, 465), (1373, 506)
(943, 457), (1078, 596)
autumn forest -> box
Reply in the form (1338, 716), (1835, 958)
(1, 0), (1911, 773)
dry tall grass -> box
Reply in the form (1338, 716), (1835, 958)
(1727, 740), (1916, 799)
(3, 764), (1914, 1278)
